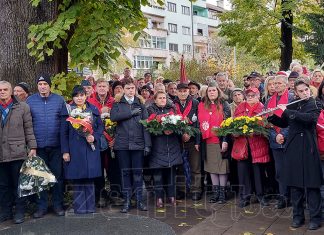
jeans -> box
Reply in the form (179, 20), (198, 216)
(116, 150), (144, 202)
(36, 147), (63, 211)
(0, 160), (26, 214)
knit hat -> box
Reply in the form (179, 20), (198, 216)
(188, 81), (201, 90)
(16, 82), (30, 94)
(112, 81), (122, 91)
(80, 80), (92, 87)
(71, 85), (86, 97)
(288, 71), (299, 80)
(36, 75), (52, 87)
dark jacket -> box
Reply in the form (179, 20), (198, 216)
(60, 102), (104, 179)
(264, 92), (295, 149)
(0, 96), (37, 162)
(27, 93), (65, 148)
(268, 97), (323, 188)
(173, 96), (200, 145)
(110, 94), (151, 151)
(147, 103), (183, 168)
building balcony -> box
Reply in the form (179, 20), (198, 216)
(144, 28), (168, 38)
(193, 35), (208, 44)
(132, 47), (169, 58)
(141, 2), (166, 17)
(193, 15), (220, 27)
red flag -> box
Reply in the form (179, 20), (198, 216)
(180, 55), (188, 83)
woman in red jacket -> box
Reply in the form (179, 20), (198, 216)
(234, 87), (270, 208)
(198, 82), (231, 204)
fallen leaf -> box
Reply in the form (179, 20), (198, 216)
(265, 233), (274, 235)
(242, 232), (254, 235)
(156, 209), (166, 213)
(244, 210), (254, 214)
(289, 227), (296, 231)
(180, 209), (187, 213)
(197, 217), (203, 220)
(193, 203), (203, 207)
(178, 222), (189, 227)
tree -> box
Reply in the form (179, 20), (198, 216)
(0, 0), (157, 89)
(302, 1), (324, 66)
(218, 0), (318, 70)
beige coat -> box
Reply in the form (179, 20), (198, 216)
(0, 97), (37, 162)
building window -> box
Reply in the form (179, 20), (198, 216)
(183, 44), (191, 53)
(182, 5), (190, 15)
(197, 28), (203, 36)
(133, 56), (153, 69)
(152, 36), (166, 49)
(167, 2), (176, 12)
(208, 10), (218, 20)
(168, 23), (177, 33)
(169, 43), (178, 52)
(182, 26), (191, 35)
(139, 36), (152, 48)
(195, 46), (200, 54)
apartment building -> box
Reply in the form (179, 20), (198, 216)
(126, 0), (225, 75)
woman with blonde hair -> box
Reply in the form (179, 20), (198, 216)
(198, 82), (231, 203)
(262, 76), (276, 103)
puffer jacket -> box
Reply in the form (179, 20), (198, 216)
(147, 103), (183, 168)
(234, 101), (270, 163)
(0, 96), (37, 162)
(110, 94), (151, 151)
(27, 93), (65, 148)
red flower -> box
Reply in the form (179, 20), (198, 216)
(147, 114), (157, 122)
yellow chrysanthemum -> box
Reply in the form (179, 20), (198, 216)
(72, 123), (80, 129)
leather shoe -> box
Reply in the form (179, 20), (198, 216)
(120, 202), (131, 213)
(0, 213), (12, 223)
(308, 222), (321, 230)
(54, 207), (65, 216)
(33, 209), (47, 219)
(291, 220), (305, 228)
(13, 213), (25, 224)
(191, 192), (202, 201)
(238, 199), (250, 208)
(137, 201), (147, 211)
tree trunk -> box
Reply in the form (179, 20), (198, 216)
(0, 0), (68, 92)
(280, 0), (293, 71)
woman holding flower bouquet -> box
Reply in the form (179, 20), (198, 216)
(60, 85), (104, 214)
(198, 82), (231, 204)
(147, 91), (183, 208)
(233, 87), (270, 208)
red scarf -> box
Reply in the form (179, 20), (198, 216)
(175, 100), (192, 117)
(198, 102), (224, 143)
(245, 103), (260, 117)
(234, 102), (263, 117)
(267, 89), (289, 118)
(0, 98), (13, 108)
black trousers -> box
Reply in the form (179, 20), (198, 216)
(291, 186), (322, 224)
(237, 160), (265, 200)
(0, 160), (26, 214)
(94, 150), (109, 202)
(153, 166), (176, 198)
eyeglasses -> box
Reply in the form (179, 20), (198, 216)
(246, 94), (256, 98)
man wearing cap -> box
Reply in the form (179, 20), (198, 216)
(81, 80), (94, 99)
(288, 71), (299, 91)
(188, 81), (201, 101)
(27, 75), (66, 218)
(0, 81), (37, 224)
(215, 72), (233, 103)
(14, 82), (30, 102)
(247, 72), (264, 96)
(174, 83), (201, 201)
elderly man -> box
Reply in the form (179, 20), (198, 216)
(265, 74), (294, 209)
(27, 75), (66, 218)
(167, 82), (177, 102)
(215, 72), (233, 102)
(14, 82), (30, 102)
(0, 81), (37, 224)
(81, 80), (94, 98)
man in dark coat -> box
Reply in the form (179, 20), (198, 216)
(173, 83), (201, 201)
(110, 79), (151, 213)
(268, 79), (323, 230)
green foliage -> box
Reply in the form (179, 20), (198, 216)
(28, 0), (151, 73)
(218, 0), (317, 67)
(51, 72), (83, 101)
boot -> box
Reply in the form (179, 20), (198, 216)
(218, 186), (226, 204)
(209, 185), (219, 203)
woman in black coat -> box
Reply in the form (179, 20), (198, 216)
(268, 79), (323, 230)
(147, 91), (183, 208)
(110, 79), (151, 213)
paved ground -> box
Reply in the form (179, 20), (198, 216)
(0, 194), (323, 235)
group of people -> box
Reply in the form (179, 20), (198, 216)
(0, 62), (324, 231)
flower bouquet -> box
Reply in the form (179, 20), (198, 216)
(18, 155), (57, 198)
(101, 112), (117, 157)
(66, 106), (96, 151)
(213, 116), (269, 137)
(140, 112), (199, 136)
